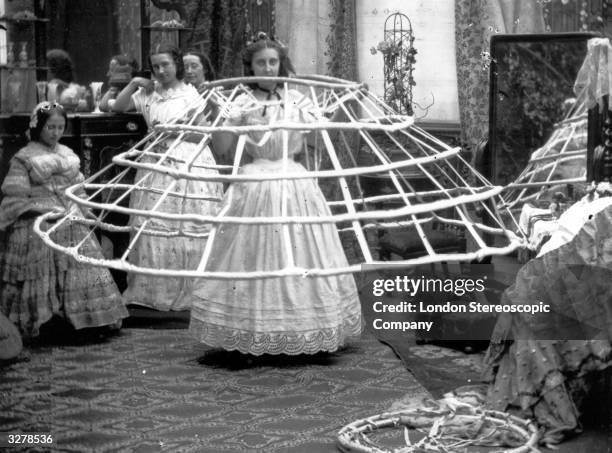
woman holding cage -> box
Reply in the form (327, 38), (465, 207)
(188, 33), (363, 356)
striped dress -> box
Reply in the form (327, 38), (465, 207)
(0, 141), (128, 338)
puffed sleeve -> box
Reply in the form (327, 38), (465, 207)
(131, 87), (148, 115)
(56, 145), (82, 180)
(1, 156), (31, 197)
(27, 153), (61, 183)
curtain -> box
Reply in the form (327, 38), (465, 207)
(326, 0), (364, 262)
(455, 0), (545, 154)
(275, 0), (357, 79)
(326, 0), (358, 80)
(184, 0), (246, 78)
(274, 0), (331, 75)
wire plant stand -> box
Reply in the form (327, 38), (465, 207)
(381, 12), (417, 116)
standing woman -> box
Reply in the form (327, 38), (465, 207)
(189, 34), (362, 356)
(112, 45), (222, 311)
(0, 102), (128, 338)
(183, 50), (215, 91)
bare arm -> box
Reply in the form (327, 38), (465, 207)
(99, 87), (119, 112)
(111, 77), (152, 112)
(208, 95), (240, 164)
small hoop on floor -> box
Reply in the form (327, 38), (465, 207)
(336, 397), (540, 453)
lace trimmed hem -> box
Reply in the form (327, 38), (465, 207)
(189, 315), (363, 356)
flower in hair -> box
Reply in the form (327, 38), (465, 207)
(29, 101), (63, 129)
(29, 102), (47, 128)
(29, 113), (38, 129)
(246, 31), (289, 53)
(246, 31), (268, 47)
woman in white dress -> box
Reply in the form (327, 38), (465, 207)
(112, 45), (222, 311)
(189, 34), (362, 355)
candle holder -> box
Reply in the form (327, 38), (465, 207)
(7, 41), (14, 65)
(90, 81), (103, 113)
(8, 79), (22, 112)
(18, 42), (28, 68)
(36, 81), (48, 103)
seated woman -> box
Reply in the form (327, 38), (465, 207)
(0, 102), (128, 338)
(483, 191), (612, 444)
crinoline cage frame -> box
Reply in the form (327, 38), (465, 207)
(34, 74), (524, 279)
(382, 12), (417, 116)
(497, 87), (589, 237)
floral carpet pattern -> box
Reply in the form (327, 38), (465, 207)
(1, 329), (428, 453)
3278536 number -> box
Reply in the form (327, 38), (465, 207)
(7, 433), (53, 445)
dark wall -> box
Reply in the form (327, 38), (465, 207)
(46, 0), (118, 85)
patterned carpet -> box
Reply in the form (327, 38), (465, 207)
(1, 328), (428, 453)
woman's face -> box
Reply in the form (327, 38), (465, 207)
(39, 112), (66, 148)
(251, 48), (280, 80)
(150, 53), (177, 86)
(183, 55), (205, 86)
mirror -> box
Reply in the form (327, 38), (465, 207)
(488, 32), (598, 188)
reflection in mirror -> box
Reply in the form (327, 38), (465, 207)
(489, 33), (597, 190)
(489, 33), (598, 250)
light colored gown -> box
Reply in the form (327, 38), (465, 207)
(123, 82), (222, 311)
(189, 89), (362, 355)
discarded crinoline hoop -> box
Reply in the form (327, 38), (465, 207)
(35, 75), (525, 279)
(336, 402), (540, 453)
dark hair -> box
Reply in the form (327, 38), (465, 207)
(148, 45), (184, 80)
(46, 49), (74, 83)
(110, 54), (139, 76)
(242, 34), (295, 77)
(107, 54), (140, 89)
(183, 50), (216, 81)
(29, 103), (68, 142)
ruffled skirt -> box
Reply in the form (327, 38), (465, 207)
(188, 159), (362, 355)
(0, 216), (128, 338)
(122, 142), (222, 310)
